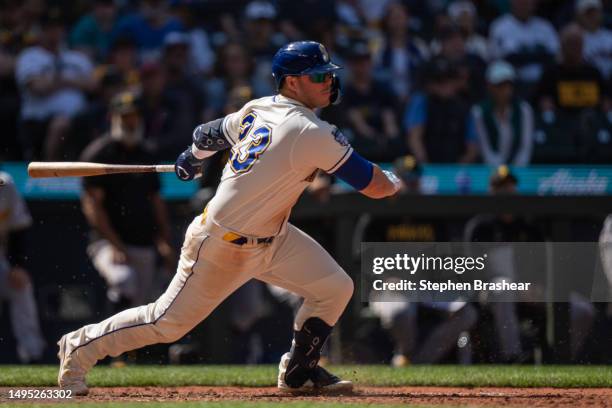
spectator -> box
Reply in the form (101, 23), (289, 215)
(79, 91), (175, 313)
(205, 43), (267, 120)
(489, 0), (559, 98)
(185, 0), (250, 46)
(410, 0), (463, 35)
(575, 0), (612, 79)
(343, 41), (403, 162)
(433, 25), (486, 103)
(161, 31), (206, 125)
(244, 1), (283, 58)
(376, 1), (428, 103)
(447, 0), (488, 61)
(465, 166), (595, 362)
(224, 85), (254, 116)
(0, 171), (46, 363)
(69, 0), (119, 63)
(112, 0), (183, 63)
(335, 0), (368, 31)
(243, 1), (284, 97)
(5, 0), (44, 49)
(358, 0), (397, 28)
(15, 8), (95, 160)
(1, 0), (39, 46)
(277, 0), (336, 41)
(171, 0), (215, 76)
(138, 62), (190, 160)
(76, 66), (128, 156)
(0, 1), (28, 159)
(538, 24), (609, 116)
(472, 61), (534, 166)
(105, 36), (140, 89)
(404, 57), (479, 163)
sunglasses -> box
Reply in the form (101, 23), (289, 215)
(308, 72), (333, 83)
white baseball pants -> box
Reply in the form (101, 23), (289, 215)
(62, 214), (353, 370)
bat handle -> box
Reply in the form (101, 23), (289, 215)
(155, 165), (175, 173)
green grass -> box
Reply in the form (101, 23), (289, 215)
(1, 364), (611, 388)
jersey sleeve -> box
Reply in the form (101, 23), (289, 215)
(0, 174), (33, 231)
(291, 122), (353, 173)
(221, 110), (242, 145)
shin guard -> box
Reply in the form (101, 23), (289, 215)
(284, 317), (332, 388)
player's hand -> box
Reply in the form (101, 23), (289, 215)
(8, 266), (31, 290)
(157, 241), (177, 274)
(111, 245), (128, 264)
(175, 147), (203, 181)
(383, 170), (403, 195)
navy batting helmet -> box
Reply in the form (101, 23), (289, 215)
(272, 41), (343, 104)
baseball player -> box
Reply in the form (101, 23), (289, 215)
(0, 171), (46, 363)
(58, 41), (401, 395)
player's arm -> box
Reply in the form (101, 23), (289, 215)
(81, 186), (127, 262)
(175, 117), (233, 181)
(332, 151), (401, 199)
(151, 192), (176, 271)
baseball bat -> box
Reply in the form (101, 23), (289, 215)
(28, 162), (176, 178)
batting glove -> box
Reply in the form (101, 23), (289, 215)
(383, 170), (402, 194)
(175, 147), (204, 181)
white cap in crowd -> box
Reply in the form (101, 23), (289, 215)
(448, 0), (477, 20)
(576, 0), (602, 13)
(245, 1), (277, 20)
(486, 60), (516, 84)
(163, 31), (190, 48)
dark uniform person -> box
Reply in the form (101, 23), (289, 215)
(464, 166), (594, 362)
(365, 156), (478, 366)
(79, 91), (175, 312)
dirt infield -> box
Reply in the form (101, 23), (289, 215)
(3, 386), (611, 406)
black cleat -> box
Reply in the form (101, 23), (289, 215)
(277, 352), (353, 393)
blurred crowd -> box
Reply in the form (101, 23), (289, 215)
(1, 0), (612, 165)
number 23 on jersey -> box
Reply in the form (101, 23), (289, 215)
(230, 112), (272, 174)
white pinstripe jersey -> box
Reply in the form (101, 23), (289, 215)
(206, 94), (353, 237)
